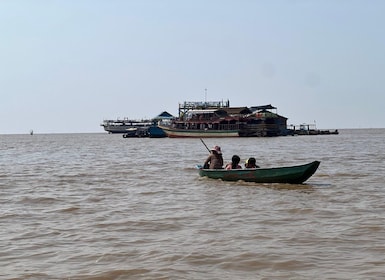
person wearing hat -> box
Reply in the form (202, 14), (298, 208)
(203, 145), (223, 169)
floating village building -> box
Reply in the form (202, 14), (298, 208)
(102, 99), (337, 137)
(158, 100), (289, 137)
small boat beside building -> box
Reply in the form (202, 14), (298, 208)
(122, 127), (150, 138)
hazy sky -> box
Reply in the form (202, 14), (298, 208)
(1, 0), (384, 134)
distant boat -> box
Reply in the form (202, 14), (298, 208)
(148, 125), (168, 138)
(102, 111), (174, 137)
(197, 161), (320, 184)
(287, 124), (339, 136)
(122, 127), (150, 138)
(101, 119), (153, 134)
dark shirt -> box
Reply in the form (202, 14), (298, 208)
(204, 152), (223, 169)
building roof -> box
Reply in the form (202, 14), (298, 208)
(221, 107), (252, 115)
(187, 109), (218, 114)
(250, 104), (277, 111)
(154, 111), (174, 119)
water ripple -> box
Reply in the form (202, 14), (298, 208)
(1, 130), (385, 279)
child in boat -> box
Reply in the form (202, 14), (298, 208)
(245, 157), (260, 168)
(225, 155), (242, 170)
(203, 146), (224, 169)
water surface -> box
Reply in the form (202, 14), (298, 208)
(1, 129), (384, 279)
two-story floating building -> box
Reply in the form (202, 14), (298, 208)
(158, 100), (288, 137)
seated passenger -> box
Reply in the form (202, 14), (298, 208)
(245, 157), (260, 168)
(225, 155), (242, 170)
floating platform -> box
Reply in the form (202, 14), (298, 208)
(288, 124), (339, 136)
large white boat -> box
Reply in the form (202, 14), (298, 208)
(101, 119), (153, 134)
(101, 111), (174, 137)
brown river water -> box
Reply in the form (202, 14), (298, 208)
(1, 129), (384, 279)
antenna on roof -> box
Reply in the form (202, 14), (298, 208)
(204, 88), (207, 104)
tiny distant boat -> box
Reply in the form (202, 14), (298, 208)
(197, 161), (320, 184)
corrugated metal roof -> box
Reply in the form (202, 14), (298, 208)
(250, 104), (277, 111)
(154, 111), (174, 119)
(186, 109), (218, 114)
(221, 107), (252, 115)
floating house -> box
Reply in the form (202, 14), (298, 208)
(239, 105), (288, 137)
(159, 100), (289, 137)
(159, 100), (241, 137)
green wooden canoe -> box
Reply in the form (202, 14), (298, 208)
(198, 161), (320, 184)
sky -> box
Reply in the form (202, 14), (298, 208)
(1, 0), (384, 134)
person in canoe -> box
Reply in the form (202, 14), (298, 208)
(244, 157), (260, 168)
(203, 145), (224, 169)
(225, 155), (242, 170)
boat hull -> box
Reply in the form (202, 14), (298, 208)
(101, 120), (153, 134)
(102, 126), (132, 133)
(158, 125), (239, 138)
(148, 126), (167, 138)
(198, 161), (320, 184)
